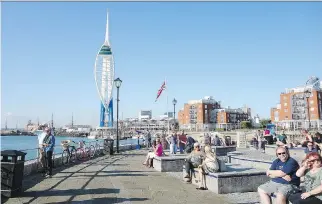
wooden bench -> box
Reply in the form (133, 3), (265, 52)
(182, 163), (269, 194)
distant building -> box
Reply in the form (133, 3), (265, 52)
(62, 125), (92, 133)
(270, 78), (322, 130)
(139, 110), (152, 121)
(178, 96), (251, 131)
(163, 112), (174, 118)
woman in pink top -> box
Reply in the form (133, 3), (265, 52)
(143, 138), (163, 167)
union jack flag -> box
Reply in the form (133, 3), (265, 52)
(155, 81), (166, 102)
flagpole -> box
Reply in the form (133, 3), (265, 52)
(165, 77), (170, 136)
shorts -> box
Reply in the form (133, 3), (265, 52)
(258, 181), (299, 197)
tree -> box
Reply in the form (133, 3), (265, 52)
(260, 119), (271, 128)
(240, 121), (252, 129)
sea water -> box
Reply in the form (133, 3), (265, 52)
(1, 135), (143, 160)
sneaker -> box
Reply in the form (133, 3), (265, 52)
(184, 174), (190, 179)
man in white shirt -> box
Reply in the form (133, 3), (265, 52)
(38, 127), (49, 171)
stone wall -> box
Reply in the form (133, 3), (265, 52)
(153, 155), (187, 172)
(183, 164), (269, 194)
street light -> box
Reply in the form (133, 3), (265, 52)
(304, 89), (311, 130)
(114, 77), (122, 153)
(172, 98), (177, 130)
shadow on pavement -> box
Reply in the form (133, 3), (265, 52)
(45, 197), (149, 204)
(51, 173), (148, 179)
(21, 188), (119, 198)
(57, 170), (150, 174)
(20, 155), (127, 204)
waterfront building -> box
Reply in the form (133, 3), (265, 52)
(270, 77), (322, 130)
(25, 120), (38, 132)
(62, 125), (92, 133)
(163, 112), (174, 118)
(178, 96), (250, 131)
(139, 110), (152, 121)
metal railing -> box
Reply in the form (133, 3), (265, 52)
(17, 140), (105, 162)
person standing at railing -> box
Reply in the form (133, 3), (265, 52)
(37, 127), (48, 172)
(43, 128), (55, 177)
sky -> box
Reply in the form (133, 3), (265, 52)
(1, 2), (321, 128)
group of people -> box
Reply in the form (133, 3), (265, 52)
(258, 146), (322, 204)
(142, 131), (223, 191)
(253, 123), (322, 156)
(38, 127), (56, 177)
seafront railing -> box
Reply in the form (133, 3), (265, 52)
(18, 140), (105, 161)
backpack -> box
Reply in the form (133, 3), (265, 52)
(264, 129), (270, 135)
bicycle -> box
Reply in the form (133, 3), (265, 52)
(61, 140), (78, 165)
(85, 140), (95, 159)
(94, 140), (102, 157)
(77, 140), (95, 160)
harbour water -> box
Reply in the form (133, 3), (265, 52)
(1, 135), (143, 161)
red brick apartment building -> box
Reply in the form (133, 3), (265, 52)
(270, 85), (322, 130)
(178, 96), (250, 131)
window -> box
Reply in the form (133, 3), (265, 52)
(284, 103), (288, 106)
(205, 105), (207, 109)
(283, 96), (287, 100)
(310, 100), (314, 104)
(284, 109), (288, 112)
(310, 107), (314, 111)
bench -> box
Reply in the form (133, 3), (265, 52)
(153, 155), (187, 172)
(265, 145), (306, 159)
(182, 163), (269, 194)
(211, 146), (237, 162)
(211, 146), (237, 156)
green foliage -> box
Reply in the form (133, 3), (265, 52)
(215, 128), (225, 132)
(240, 121), (252, 129)
(260, 119), (271, 128)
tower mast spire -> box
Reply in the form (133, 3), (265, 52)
(71, 112), (74, 128)
(104, 10), (110, 46)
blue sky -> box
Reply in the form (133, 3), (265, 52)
(2, 2), (321, 128)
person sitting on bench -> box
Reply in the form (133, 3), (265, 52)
(258, 146), (300, 204)
(196, 145), (219, 190)
(183, 143), (205, 182)
(143, 138), (163, 168)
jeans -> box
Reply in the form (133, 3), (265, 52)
(46, 151), (53, 175)
(179, 145), (184, 154)
(170, 144), (177, 154)
(289, 193), (322, 204)
(185, 160), (194, 175)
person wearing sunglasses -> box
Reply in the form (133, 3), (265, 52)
(288, 152), (322, 204)
(258, 146), (300, 204)
(304, 141), (318, 155)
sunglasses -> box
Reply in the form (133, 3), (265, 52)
(308, 159), (319, 163)
(277, 152), (286, 155)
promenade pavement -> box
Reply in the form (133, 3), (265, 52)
(4, 149), (232, 204)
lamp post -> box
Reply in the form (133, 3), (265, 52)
(304, 89), (311, 130)
(172, 98), (177, 130)
(114, 77), (122, 153)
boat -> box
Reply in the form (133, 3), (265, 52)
(88, 131), (99, 139)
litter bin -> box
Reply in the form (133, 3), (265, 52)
(1, 150), (27, 198)
(103, 139), (114, 155)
